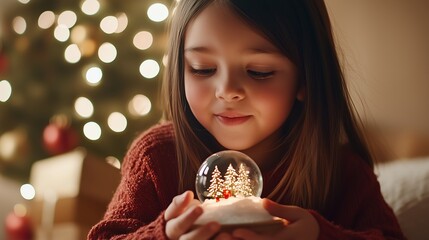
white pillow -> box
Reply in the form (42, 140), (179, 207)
(376, 157), (429, 240)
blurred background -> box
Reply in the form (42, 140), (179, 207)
(0, 0), (170, 239)
(0, 0), (428, 239)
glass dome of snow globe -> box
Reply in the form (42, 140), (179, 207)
(195, 150), (263, 203)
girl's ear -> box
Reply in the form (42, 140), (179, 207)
(296, 84), (306, 101)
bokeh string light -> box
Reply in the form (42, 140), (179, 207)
(115, 13), (128, 33)
(74, 97), (94, 118)
(58, 10), (77, 28)
(12, 16), (26, 34)
(81, 0), (100, 15)
(128, 94), (152, 117)
(147, 3), (169, 22)
(107, 112), (127, 133)
(18, 0), (31, 4)
(133, 31), (153, 50)
(0, 80), (12, 102)
(64, 44), (82, 63)
(20, 184), (36, 200)
(139, 59), (160, 79)
(38, 11), (55, 29)
(98, 42), (117, 63)
(83, 122), (102, 141)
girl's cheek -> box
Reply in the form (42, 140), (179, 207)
(185, 80), (213, 105)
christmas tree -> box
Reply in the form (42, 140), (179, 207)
(206, 165), (224, 201)
(205, 163), (254, 201)
(0, 0), (173, 181)
(223, 164), (238, 196)
(236, 163), (252, 197)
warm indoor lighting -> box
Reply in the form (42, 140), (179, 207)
(133, 31), (153, 50)
(20, 184), (36, 200)
(107, 112), (127, 133)
(100, 16), (118, 34)
(147, 3), (169, 22)
(81, 0), (100, 15)
(115, 13), (128, 33)
(13, 204), (27, 217)
(58, 10), (77, 28)
(71, 25), (87, 44)
(106, 156), (121, 169)
(85, 66), (103, 85)
(12, 16), (27, 34)
(74, 97), (94, 118)
(162, 54), (168, 66)
(0, 80), (12, 102)
(80, 39), (97, 57)
(64, 44), (82, 63)
(38, 11), (56, 29)
(83, 121), (102, 140)
(128, 94), (151, 116)
(98, 42), (117, 63)
(139, 59), (160, 79)
(54, 25), (70, 42)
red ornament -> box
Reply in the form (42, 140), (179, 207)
(43, 122), (79, 155)
(4, 211), (33, 240)
(223, 189), (232, 199)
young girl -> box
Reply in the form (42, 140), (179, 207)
(88, 0), (405, 239)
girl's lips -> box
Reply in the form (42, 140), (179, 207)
(215, 114), (251, 125)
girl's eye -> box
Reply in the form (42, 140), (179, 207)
(190, 67), (216, 76)
(247, 70), (274, 80)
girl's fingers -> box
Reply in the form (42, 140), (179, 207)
(262, 198), (303, 222)
(165, 205), (203, 239)
(213, 232), (234, 240)
(165, 191), (194, 220)
(181, 222), (221, 240)
(187, 198), (201, 208)
(262, 199), (320, 240)
(233, 227), (293, 240)
(232, 229), (261, 239)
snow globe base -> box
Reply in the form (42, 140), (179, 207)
(191, 218), (284, 237)
(217, 218), (284, 234)
(192, 196), (285, 235)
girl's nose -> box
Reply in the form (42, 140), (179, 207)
(215, 71), (245, 102)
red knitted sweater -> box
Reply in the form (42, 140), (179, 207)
(88, 122), (406, 240)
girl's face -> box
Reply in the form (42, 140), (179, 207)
(184, 3), (303, 152)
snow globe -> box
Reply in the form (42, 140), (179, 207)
(194, 150), (284, 234)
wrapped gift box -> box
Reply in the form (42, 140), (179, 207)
(33, 222), (91, 240)
(29, 148), (121, 204)
(27, 148), (121, 238)
(29, 196), (107, 226)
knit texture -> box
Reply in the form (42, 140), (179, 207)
(87, 122), (406, 239)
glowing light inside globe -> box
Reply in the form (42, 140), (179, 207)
(195, 150), (263, 203)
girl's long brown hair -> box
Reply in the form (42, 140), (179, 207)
(162, 0), (373, 215)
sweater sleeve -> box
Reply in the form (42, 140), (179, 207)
(87, 124), (177, 240)
(88, 211), (168, 240)
(309, 154), (406, 240)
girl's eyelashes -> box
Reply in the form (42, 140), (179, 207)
(247, 70), (274, 80)
(189, 67), (216, 76)
(187, 65), (274, 79)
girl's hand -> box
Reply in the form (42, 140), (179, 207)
(232, 199), (320, 240)
(164, 191), (221, 240)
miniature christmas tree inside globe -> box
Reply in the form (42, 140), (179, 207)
(195, 150), (263, 203)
